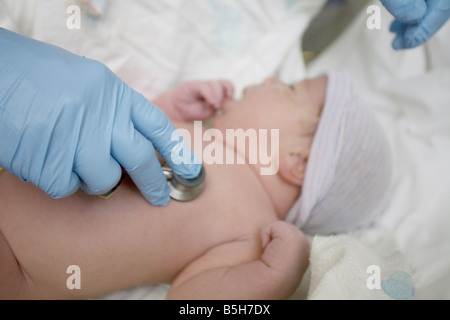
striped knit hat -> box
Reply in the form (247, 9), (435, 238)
(285, 72), (392, 235)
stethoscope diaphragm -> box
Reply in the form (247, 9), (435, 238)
(162, 164), (205, 202)
(99, 164), (205, 202)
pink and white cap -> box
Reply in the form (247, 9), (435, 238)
(286, 71), (392, 235)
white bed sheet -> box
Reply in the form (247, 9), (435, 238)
(0, 0), (324, 98)
(2, 0), (449, 300)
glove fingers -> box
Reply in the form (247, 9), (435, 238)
(47, 171), (82, 199)
(125, 138), (170, 206)
(388, 20), (407, 50)
(403, 7), (450, 49)
(111, 108), (170, 206)
(381, 0), (427, 24)
(75, 150), (122, 195)
(390, 20), (407, 33)
(130, 91), (202, 179)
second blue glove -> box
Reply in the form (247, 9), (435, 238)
(381, 0), (450, 49)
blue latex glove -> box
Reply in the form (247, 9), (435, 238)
(0, 28), (201, 205)
(381, 0), (450, 49)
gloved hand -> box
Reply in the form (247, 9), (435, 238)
(381, 0), (450, 49)
(0, 28), (201, 205)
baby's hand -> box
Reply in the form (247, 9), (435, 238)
(165, 80), (234, 122)
(261, 221), (310, 288)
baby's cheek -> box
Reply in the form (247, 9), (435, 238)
(301, 116), (320, 136)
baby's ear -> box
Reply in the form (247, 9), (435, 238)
(278, 151), (307, 187)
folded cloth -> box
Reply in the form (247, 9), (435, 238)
(308, 234), (415, 300)
(286, 71), (393, 235)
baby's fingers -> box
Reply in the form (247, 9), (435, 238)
(219, 79), (235, 100)
(262, 221), (299, 246)
(260, 221), (309, 276)
(198, 80), (234, 109)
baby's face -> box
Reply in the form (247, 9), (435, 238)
(214, 76), (327, 153)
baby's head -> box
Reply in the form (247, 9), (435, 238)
(217, 71), (392, 235)
(285, 72), (392, 235)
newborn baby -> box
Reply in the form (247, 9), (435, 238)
(0, 72), (391, 300)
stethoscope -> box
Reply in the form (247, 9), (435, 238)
(99, 164), (206, 202)
(162, 164), (206, 202)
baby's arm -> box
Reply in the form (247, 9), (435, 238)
(167, 221), (310, 300)
(153, 80), (234, 122)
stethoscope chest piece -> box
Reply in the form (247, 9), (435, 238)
(163, 164), (206, 202)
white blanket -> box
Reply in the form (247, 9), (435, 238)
(2, 0), (449, 300)
(306, 231), (414, 300)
